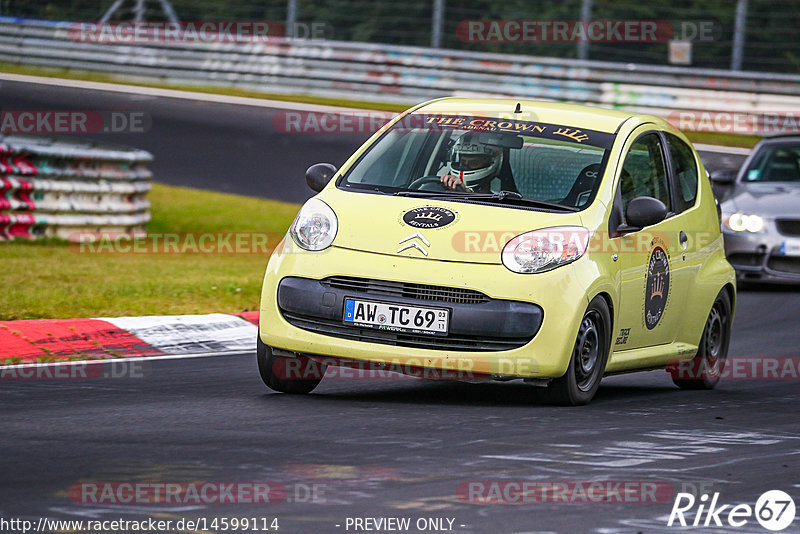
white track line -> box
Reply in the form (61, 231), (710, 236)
(0, 73), (761, 156)
(693, 143), (751, 156)
(0, 72), (365, 114)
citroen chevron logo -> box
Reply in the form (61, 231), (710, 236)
(397, 231), (430, 256)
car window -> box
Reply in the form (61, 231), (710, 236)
(619, 133), (671, 220)
(507, 141), (605, 206)
(745, 145), (800, 182)
(341, 114), (613, 210)
(666, 134), (698, 212)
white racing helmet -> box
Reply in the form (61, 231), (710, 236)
(446, 133), (502, 190)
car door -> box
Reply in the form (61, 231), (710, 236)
(611, 130), (690, 353)
(663, 132), (708, 345)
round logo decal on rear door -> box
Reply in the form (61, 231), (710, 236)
(644, 246), (670, 330)
(402, 206), (456, 229)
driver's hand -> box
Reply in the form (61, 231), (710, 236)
(440, 174), (469, 191)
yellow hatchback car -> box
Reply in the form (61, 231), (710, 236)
(258, 98), (736, 405)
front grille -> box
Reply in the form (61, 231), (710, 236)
(728, 252), (763, 268)
(767, 256), (800, 274)
(322, 276), (490, 305)
(776, 219), (800, 237)
(282, 312), (530, 352)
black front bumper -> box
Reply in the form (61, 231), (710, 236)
(276, 276), (544, 352)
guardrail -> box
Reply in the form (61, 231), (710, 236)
(0, 134), (152, 241)
(1, 18), (799, 133)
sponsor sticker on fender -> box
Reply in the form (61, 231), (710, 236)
(645, 237), (670, 330)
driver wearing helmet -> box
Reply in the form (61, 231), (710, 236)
(440, 133), (503, 193)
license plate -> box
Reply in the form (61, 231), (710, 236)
(343, 298), (449, 336)
(780, 239), (800, 257)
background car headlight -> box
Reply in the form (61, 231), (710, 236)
(502, 226), (590, 274)
(724, 213), (765, 233)
(289, 198), (338, 251)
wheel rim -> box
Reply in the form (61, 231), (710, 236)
(574, 311), (601, 392)
(704, 301), (727, 376)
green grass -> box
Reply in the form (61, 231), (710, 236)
(684, 131), (761, 149)
(0, 184), (298, 320)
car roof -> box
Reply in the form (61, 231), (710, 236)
(412, 97), (665, 134)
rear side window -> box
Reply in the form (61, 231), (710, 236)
(619, 133), (671, 220)
(667, 134), (699, 212)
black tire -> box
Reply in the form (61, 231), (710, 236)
(256, 337), (325, 394)
(670, 289), (732, 390)
(542, 296), (611, 406)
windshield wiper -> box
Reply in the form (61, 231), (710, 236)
(367, 185), (402, 194)
(394, 189), (579, 212)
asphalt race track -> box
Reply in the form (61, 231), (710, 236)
(0, 78), (745, 204)
(2, 79), (799, 533)
(0, 78), (371, 204)
(3, 287), (800, 533)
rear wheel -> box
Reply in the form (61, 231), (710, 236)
(542, 296), (611, 406)
(670, 289), (732, 390)
(257, 337), (325, 394)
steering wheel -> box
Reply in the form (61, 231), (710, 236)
(408, 175), (449, 191)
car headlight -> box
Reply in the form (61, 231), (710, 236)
(502, 226), (590, 274)
(724, 213), (765, 233)
(289, 198), (338, 251)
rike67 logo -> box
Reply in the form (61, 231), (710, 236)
(668, 490), (796, 531)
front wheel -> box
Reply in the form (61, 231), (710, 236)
(670, 289), (732, 390)
(542, 296), (611, 406)
(257, 337), (325, 394)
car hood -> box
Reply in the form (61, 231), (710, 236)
(726, 182), (800, 218)
(319, 190), (586, 265)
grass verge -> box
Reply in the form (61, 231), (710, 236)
(0, 62), (407, 112)
(0, 183), (298, 320)
(684, 131), (761, 149)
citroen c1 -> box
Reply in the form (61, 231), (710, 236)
(257, 98), (736, 405)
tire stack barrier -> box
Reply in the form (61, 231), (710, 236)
(0, 134), (152, 241)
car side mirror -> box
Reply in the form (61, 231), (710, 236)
(624, 196), (668, 230)
(709, 168), (737, 184)
(306, 163), (337, 192)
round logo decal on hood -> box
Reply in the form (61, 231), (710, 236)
(402, 206), (456, 229)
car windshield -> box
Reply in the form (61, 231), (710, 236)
(341, 114), (613, 210)
(744, 144), (800, 183)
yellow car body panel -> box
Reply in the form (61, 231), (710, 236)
(262, 237), (590, 377)
(259, 98), (736, 382)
